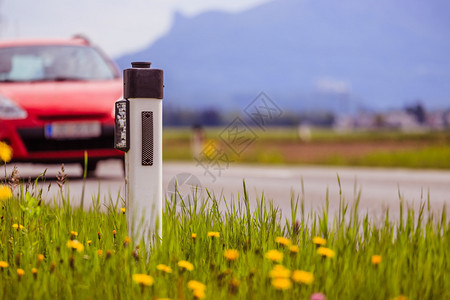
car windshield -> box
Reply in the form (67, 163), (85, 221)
(0, 45), (118, 82)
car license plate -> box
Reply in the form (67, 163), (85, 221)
(45, 122), (102, 139)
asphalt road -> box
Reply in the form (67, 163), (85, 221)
(6, 160), (450, 220)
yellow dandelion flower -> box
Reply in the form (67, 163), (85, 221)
(271, 278), (292, 290)
(0, 261), (9, 268)
(265, 249), (283, 263)
(66, 240), (84, 252)
(371, 255), (382, 265)
(292, 270), (314, 285)
(12, 224), (24, 230)
(392, 295), (408, 300)
(224, 249), (239, 261)
(312, 236), (327, 246)
(188, 280), (206, 292)
(17, 268), (25, 277)
(120, 207), (126, 214)
(207, 231), (220, 238)
(229, 277), (240, 294)
(317, 247), (335, 258)
(289, 245), (299, 253)
(97, 250), (103, 256)
(37, 254), (44, 262)
(191, 233), (197, 239)
(230, 278), (240, 288)
(275, 236), (292, 247)
(70, 231), (78, 237)
(156, 264), (173, 274)
(178, 260), (194, 271)
(193, 288), (206, 299)
(0, 142), (12, 163)
(87, 240), (92, 246)
(269, 264), (291, 279)
(31, 269), (38, 280)
(132, 273), (154, 286)
(0, 185), (12, 201)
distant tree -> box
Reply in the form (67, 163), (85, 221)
(406, 103), (426, 124)
(200, 109), (221, 126)
(374, 114), (385, 128)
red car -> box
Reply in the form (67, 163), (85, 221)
(0, 36), (124, 175)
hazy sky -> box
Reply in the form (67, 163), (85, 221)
(1, 0), (271, 57)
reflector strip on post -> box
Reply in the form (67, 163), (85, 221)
(141, 111), (154, 166)
(114, 99), (130, 152)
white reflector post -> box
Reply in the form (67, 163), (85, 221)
(116, 61), (164, 244)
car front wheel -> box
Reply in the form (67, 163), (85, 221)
(80, 160), (98, 178)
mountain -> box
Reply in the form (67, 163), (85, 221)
(116, 0), (450, 113)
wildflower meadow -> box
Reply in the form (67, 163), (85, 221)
(0, 141), (449, 299)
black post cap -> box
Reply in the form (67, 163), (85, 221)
(124, 62), (163, 99)
(131, 62), (151, 68)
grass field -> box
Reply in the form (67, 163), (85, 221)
(0, 132), (449, 299)
(163, 127), (450, 169)
(0, 173), (448, 299)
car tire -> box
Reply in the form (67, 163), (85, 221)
(121, 157), (126, 177)
(80, 160), (98, 178)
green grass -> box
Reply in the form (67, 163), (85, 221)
(163, 127), (450, 143)
(163, 127), (450, 169)
(0, 173), (449, 299)
(325, 146), (450, 169)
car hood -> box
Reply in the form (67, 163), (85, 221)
(0, 80), (122, 118)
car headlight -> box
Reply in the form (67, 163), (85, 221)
(0, 95), (27, 119)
